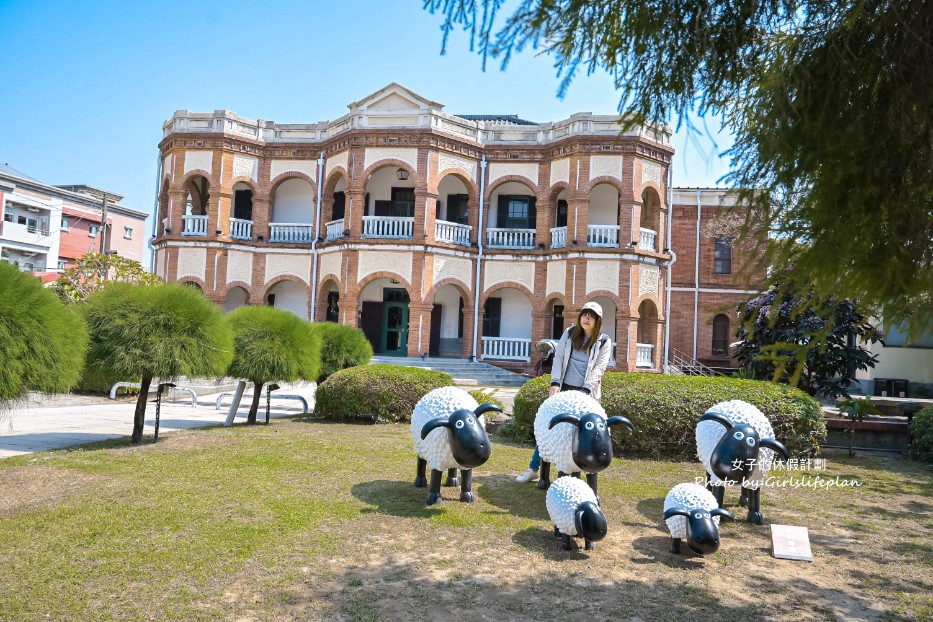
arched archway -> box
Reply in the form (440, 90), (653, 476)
(358, 276), (413, 356)
(182, 174), (210, 236)
(480, 286), (533, 362)
(265, 279), (309, 318)
(435, 173), (474, 245)
(487, 180), (537, 250)
(640, 187), (662, 251)
(269, 178), (314, 243)
(549, 186), (570, 248)
(588, 183), (621, 247)
(637, 300), (659, 368)
(712, 314), (731, 358)
(426, 282), (470, 358)
(362, 165), (416, 240)
(323, 173), (348, 241)
(224, 286), (249, 313)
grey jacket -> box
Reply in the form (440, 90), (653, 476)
(549, 327), (612, 401)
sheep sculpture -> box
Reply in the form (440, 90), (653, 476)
(695, 400), (790, 524)
(533, 391), (635, 494)
(411, 386), (502, 505)
(546, 476), (608, 551)
(663, 483), (734, 556)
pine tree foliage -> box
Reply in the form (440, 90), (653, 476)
(425, 0), (933, 331)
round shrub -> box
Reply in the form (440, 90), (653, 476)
(909, 406), (933, 463)
(315, 364), (452, 423)
(313, 322), (374, 380)
(513, 372), (825, 460)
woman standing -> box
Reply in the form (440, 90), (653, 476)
(516, 301), (613, 483)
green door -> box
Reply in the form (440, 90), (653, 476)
(382, 301), (409, 356)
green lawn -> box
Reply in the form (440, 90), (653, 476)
(0, 417), (930, 621)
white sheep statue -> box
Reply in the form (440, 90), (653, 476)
(546, 476), (608, 551)
(663, 483), (734, 556)
(533, 391), (634, 493)
(411, 386), (502, 505)
(695, 400), (789, 524)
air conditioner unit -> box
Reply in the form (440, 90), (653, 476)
(26, 206), (40, 213)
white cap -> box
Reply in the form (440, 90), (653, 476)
(581, 301), (603, 318)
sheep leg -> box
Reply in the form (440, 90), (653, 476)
(561, 533), (574, 551)
(426, 469), (443, 505)
(670, 537), (682, 554)
(584, 539), (596, 551)
(445, 467), (459, 487)
(712, 485), (725, 508)
(739, 487), (749, 507)
(414, 458), (428, 488)
(747, 487), (763, 525)
(586, 473), (600, 505)
(571, 471), (581, 480)
(537, 461), (552, 490)
(705, 472), (713, 493)
(458, 469), (475, 503)
(553, 525), (561, 538)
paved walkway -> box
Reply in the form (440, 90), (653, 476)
(0, 384), (520, 458)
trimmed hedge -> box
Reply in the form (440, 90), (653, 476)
(312, 323), (374, 381)
(315, 364), (452, 423)
(513, 372), (825, 460)
(909, 406), (933, 463)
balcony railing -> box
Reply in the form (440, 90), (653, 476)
(362, 216), (414, 239)
(269, 223), (313, 243)
(486, 228), (535, 249)
(587, 224), (619, 247)
(481, 337), (532, 361)
(325, 219), (345, 241)
(435, 220), (471, 246)
(229, 218), (253, 240)
(640, 227), (658, 251)
(182, 214), (208, 236)
(636, 343), (654, 368)
(550, 226), (567, 249)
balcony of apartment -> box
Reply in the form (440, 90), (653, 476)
(2, 219), (51, 246)
(636, 343), (654, 368)
(269, 179), (315, 243)
(435, 219), (471, 246)
(587, 224), (620, 248)
(487, 190), (536, 250)
(639, 227), (658, 252)
(362, 203), (415, 240)
(181, 214), (208, 236)
(587, 183), (621, 248)
(480, 289), (533, 362)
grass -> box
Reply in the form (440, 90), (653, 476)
(0, 417), (931, 621)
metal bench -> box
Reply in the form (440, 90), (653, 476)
(110, 382), (197, 407)
(214, 391), (308, 414)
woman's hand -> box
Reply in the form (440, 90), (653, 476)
(548, 385), (560, 397)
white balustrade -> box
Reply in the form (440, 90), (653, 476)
(481, 337), (532, 361)
(181, 214), (208, 236)
(325, 219), (345, 241)
(587, 224), (620, 247)
(640, 227), (658, 251)
(550, 226), (567, 249)
(229, 218), (253, 240)
(269, 223), (313, 243)
(435, 220), (472, 245)
(486, 228), (536, 249)
(636, 343), (654, 368)
(362, 216), (414, 239)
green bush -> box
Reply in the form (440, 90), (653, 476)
(315, 364), (452, 423)
(468, 389), (505, 412)
(313, 322), (374, 380)
(513, 372), (825, 460)
(909, 406), (933, 463)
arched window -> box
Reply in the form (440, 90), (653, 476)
(712, 314), (730, 356)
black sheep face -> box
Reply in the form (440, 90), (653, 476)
(665, 506), (734, 555)
(574, 500), (608, 542)
(710, 423), (762, 483)
(550, 412), (635, 474)
(421, 407), (495, 469)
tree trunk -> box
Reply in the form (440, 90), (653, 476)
(247, 381), (264, 425)
(132, 373), (152, 444)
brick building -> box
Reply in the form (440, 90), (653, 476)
(152, 84), (763, 372)
(0, 163), (148, 274)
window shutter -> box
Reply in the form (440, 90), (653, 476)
(528, 196), (537, 229)
(497, 195), (509, 228)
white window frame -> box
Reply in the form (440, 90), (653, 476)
(89, 225), (99, 237)
(3, 204), (12, 222)
(124, 227), (133, 239)
(61, 218), (70, 231)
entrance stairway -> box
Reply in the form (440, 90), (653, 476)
(370, 355), (530, 387)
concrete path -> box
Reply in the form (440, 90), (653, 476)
(0, 383), (519, 459)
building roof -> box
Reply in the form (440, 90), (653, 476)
(454, 114), (538, 126)
(0, 162), (38, 181)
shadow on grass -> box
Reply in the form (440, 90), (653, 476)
(475, 474), (551, 521)
(350, 479), (446, 519)
(510, 526), (602, 561)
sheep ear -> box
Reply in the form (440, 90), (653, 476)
(474, 402), (503, 416)
(549, 413), (580, 429)
(699, 411), (732, 430)
(711, 507), (734, 521)
(420, 417), (451, 440)
(607, 415), (635, 432)
(663, 507), (690, 520)
(760, 438), (790, 460)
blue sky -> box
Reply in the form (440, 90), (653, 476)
(0, 0), (731, 261)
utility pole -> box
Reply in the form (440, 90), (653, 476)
(99, 192), (109, 253)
